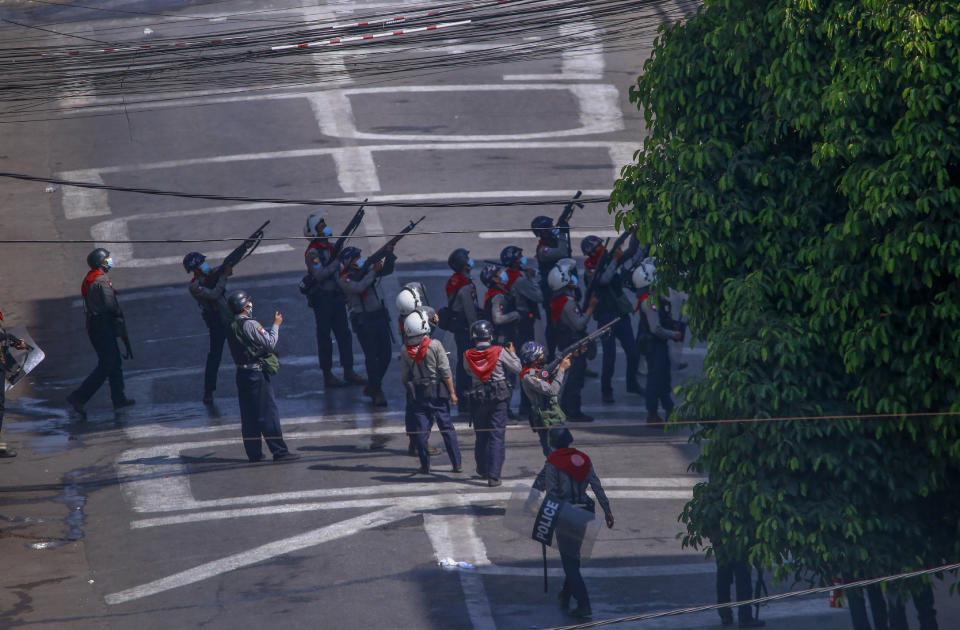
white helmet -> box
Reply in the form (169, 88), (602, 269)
(303, 212), (327, 237)
(632, 261), (656, 289)
(556, 258), (577, 274)
(395, 286), (423, 317)
(403, 310), (431, 338)
(547, 265), (572, 292)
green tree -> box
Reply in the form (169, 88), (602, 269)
(611, 0), (960, 590)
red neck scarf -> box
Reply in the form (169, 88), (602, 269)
(521, 364), (552, 383)
(549, 295), (571, 323)
(445, 272), (472, 297)
(81, 269), (109, 297)
(340, 267), (368, 299)
(548, 448), (592, 483)
(464, 346), (503, 382)
(505, 269), (522, 289)
(483, 287), (506, 309)
(405, 337), (432, 364)
(583, 248), (603, 272)
(635, 292), (649, 313)
(306, 240), (332, 252)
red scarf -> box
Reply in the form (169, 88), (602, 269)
(583, 248), (603, 272)
(505, 269), (522, 289)
(306, 240), (332, 256)
(445, 272), (472, 297)
(464, 346), (503, 382)
(521, 364), (552, 384)
(483, 287), (506, 310)
(550, 295), (571, 323)
(635, 292), (649, 313)
(405, 337), (432, 364)
(548, 447), (592, 483)
(81, 269), (111, 297)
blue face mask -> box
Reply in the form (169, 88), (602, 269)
(571, 275), (578, 288)
(103, 257), (114, 271)
(551, 228), (560, 237)
(355, 257), (366, 269)
(321, 226), (333, 237)
(468, 258), (474, 269)
(520, 256), (527, 266)
(499, 271), (508, 284)
(199, 261), (211, 274)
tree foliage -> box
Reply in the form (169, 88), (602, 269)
(611, 0), (960, 588)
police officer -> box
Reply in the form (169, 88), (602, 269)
(67, 248), (134, 417)
(444, 248), (479, 409)
(0, 310), (27, 457)
(633, 263), (681, 423)
(533, 427), (615, 620)
(302, 212), (365, 389)
(183, 252), (232, 404)
(532, 216), (571, 359)
(501, 246), (543, 416)
(519, 341), (571, 456)
(396, 286), (441, 458)
(463, 320), (522, 487)
(401, 310), (462, 474)
(224, 290), (299, 463)
(480, 264), (519, 345)
(581, 236), (642, 403)
(337, 246), (395, 407)
(548, 264), (597, 422)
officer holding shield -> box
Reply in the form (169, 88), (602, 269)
(0, 310), (27, 457)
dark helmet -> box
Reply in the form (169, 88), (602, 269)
(226, 290), (252, 315)
(500, 245), (524, 267)
(580, 235), (604, 257)
(470, 319), (494, 342)
(339, 246), (362, 265)
(530, 216), (554, 237)
(447, 248), (471, 272)
(519, 341), (545, 365)
(182, 252), (205, 273)
(548, 427), (574, 449)
(86, 247), (111, 270)
(479, 263), (502, 288)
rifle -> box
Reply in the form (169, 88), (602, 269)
(581, 230), (632, 310)
(115, 316), (134, 360)
(361, 216), (425, 272)
(544, 316), (620, 374)
(332, 199), (367, 260)
(556, 190), (583, 227)
(203, 220), (270, 288)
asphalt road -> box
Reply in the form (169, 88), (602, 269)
(2, 1), (955, 629)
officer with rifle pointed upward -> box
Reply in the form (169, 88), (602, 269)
(183, 252), (233, 405)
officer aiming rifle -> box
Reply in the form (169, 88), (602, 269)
(543, 316), (621, 375)
(202, 220), (270, 288)
(581, 231), (631, 311)
(360, 216), (425, 272)
(557, 190), (583, 227)
(332, 199), (367, 260)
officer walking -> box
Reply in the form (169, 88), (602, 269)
(183, 252), (232, 404)
(519, 342), (571, 456)
(302, 212), (365, 389)
(396, 286), (442, 458)
(633, 263), (682, 422)
(462, 320), (522, 487)
(337, 246), (395, 407)
(532, 216), (572, 359)
(0, 310), (28, 457)
(444, 248), (479, 410)
(581, 236), (642, 403)
(534, 427), (615, 620)
(67, 248), (135, 417)
(548, 264), (598, 422)
(224, 290), (299, 463)
(400, 310), (462, 474)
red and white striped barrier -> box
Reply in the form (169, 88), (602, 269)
(271, 19), (472, 51)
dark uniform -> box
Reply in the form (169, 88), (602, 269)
(304, 241), (355, 379)
(338, 254), (396, 403)
(463, 340), (521, 484)
(537, 233), (571, 359)
(401, 335), (461, 472)
(583, 252), (641, 400)
(69, 268), (131, 411)
(225, 313), (294, 462)
(445, 271), (479, 403)
(638, 293), (679, 422)
(188, 271), (230, 401)
(549, 288), (591, 420)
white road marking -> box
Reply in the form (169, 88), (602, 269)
(503, 21), (604, 82)
(60, 169), (110, 219)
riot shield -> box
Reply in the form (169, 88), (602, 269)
(3, 327), (45, 393)
(503, 484), (601, 559)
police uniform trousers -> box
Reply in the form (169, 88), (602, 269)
(557, 523), (590, 609)
(351, 309), (391, 389)
(235, 367), (290, 460)
(311, 291), (354, 371)
(846, 581), (889, 630)
(201, 310), (227, 395)
(645, 341), (673, 416)
(73, 315), (125, 405)
(556, 328), (587, 416)
(410, 396), (461, 471)
(453, 326), (471, 401)
(716, 560), (754, 624)
(887, 584), (938, 630)
(473, 398), (508, 480)
(596, 310), (639, 394)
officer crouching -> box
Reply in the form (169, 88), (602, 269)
(463, 320), (521, 487)
(401, 310), (462, 475)
(224, 290), (300, 463)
